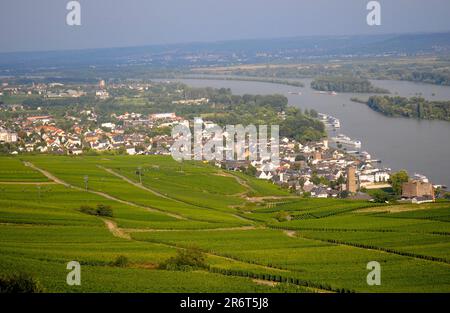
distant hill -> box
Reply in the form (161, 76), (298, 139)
(1, 32), (450, 73)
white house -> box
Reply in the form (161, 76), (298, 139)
(0, 128), (18, 143)
(256, 171), (273, 180)
(126, 146), (136, 155)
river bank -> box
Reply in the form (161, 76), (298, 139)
(163, 77), (450, 186)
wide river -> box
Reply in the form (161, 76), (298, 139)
(169, 77), (450, 186)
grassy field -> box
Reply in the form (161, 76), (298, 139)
(0, 155), (449, 292)
(0, 157), (49, 182)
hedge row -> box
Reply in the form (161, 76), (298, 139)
(208, 266), (354, 293)
(269, 225), (398, 233)
(300, 235), (450, 264)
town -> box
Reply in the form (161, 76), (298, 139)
(0, 79), (444, 203)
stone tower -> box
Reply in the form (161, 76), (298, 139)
(346, 166), (357, 193)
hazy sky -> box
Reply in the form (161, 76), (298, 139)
(1, 0), (450, 52)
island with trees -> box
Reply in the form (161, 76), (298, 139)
(310, 76), (389, 93)
(355, 95), (450, 121)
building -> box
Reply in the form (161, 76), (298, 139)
(26, 115), (53, 124)
(402, 180), (435, 201)
(346, 166), (357, 193)
(358, 168), (391, 187)
(0, 128), (18, 143)
(171, 98), (209, 105)
(95, 90), (110, 99)
(150, 113), (177, 120)
(312, 151), (322, 161)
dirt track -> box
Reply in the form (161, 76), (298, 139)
(24, 161), (185, 220)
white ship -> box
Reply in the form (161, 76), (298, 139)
(318, 113), (340, 129)
(314, 91), (338, 96)
(332, 134), (361, 148)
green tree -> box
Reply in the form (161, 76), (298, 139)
(159, 246), (207, 271)
(309, 109), (319, 118)
(244, 165), (257, 176)
(311, 174), (321, 186)
(336, 175), (345, 190)
(389, 170), (409, 195)
(298, 177), (306, 191)
(372, 190), (390, 203)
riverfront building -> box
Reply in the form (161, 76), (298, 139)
(402, 180), (435, 202)
(346, 166), (357, 193)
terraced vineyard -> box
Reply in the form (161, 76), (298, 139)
(0, 155), (449, 292)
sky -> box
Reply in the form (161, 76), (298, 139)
(1, 0), (450, 52)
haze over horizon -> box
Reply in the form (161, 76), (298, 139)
(1, 0), (450, 53)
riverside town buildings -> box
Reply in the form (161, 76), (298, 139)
(402, 180), (435, 203)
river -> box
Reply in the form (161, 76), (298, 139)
(166, 77), (450, 187)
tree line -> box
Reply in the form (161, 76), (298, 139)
(311, 76), (389, 93)
(366, 96), (450, 121)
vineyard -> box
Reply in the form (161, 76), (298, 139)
(0, 155), (449, 292)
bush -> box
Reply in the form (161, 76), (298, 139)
(371, 190), (392, 203)
(0, 273), (44, 293)
(96, 204), (113, 217)
(159, 246), (207, 271)
(79, 204), (113, 217)
(275, 210), (290, 222)
(79, 205), (96, 215)
(302, 191), (311, 198)
(111, 255), (129, 267)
